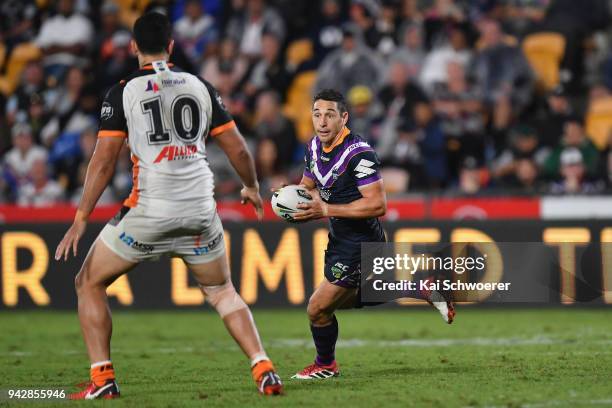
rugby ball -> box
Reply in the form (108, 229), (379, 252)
(271, 185), (313, 222)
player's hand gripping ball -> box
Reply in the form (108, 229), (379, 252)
(271, 185), (313, 223)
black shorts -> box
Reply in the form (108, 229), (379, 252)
(324, 236), (384, 288)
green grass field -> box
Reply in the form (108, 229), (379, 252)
(1, 308), (611, 407)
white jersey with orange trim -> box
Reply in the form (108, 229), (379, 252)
(98, 60), (236, 217)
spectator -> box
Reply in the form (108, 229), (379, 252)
(0, 0), (38, 47)
(596, 131), (612, 190)
(394, 22), (426, 78)
(470, 19), (533, 116)
(491, 125), (548, 181)
(95, 30), (137, 93)
(379, 117), (426, 192)
(201, 37), (248, 93)
(347, 85), (379, 142)
(534, 84), (575, 148)
(5, 61), (46, 128)
(35, 0), (93, 78)
(423, 0), (466, 50)
(174, 0), (218, 65)
(95, 1), (129, 63)
(431, 60), (485, 171)
(376, 60), (429, 160)
(500, 156), (543, 194)
(378, 59), (428, 117)
(420, 23), (472, 93)
(414, 102), (447, 188)
(41, 66), (89, 146)
(255, 138), (289, 195)
(253, 91), (298, 170)
(549, 148), (604, 194)
(543, 117), (599, 178)
(347, 1), (379, 51)
(456, 155), (489, 195)
(309, 0), (346, 65)
(3, 123), (48, 192)
(316, 26), (383, 95)
(226, 0), (286, 59)
(17, 157), (65, 206)
(372, 0), (401, 58)
(243, 32), (292, 101)
(25, 93), (51, 147)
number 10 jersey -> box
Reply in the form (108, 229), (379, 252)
(98, 60), (235, 217)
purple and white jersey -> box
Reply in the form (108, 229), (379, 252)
(303, 127), (384, 243)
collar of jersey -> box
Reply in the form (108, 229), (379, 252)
(322, 127), (350, 153)
(140, 62), (174, 70)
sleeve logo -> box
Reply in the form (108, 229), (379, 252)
(215, 93), (226, 110)
(100, 102), (114, 120)
(354, 159), (375, 178)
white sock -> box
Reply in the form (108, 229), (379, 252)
(90, 360), (112, 369)
(250, 352), (269, 367)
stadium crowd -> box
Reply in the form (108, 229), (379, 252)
(2, 0), (612, 206)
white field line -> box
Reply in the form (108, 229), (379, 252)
(3, 336), (612, 357)
(481, 399), (612, 408)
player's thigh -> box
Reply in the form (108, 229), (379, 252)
(308, 280), (358, 318)
(184, 251), (230, 287)
(175, 212), (228, 286)
(99, 206), (174, 263)
(75, 239), (137, 289)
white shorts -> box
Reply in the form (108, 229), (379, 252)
(99, 205), (225, 264)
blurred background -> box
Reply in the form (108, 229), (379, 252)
(2, 0), (612, 206)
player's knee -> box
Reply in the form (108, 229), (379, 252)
(74, 272), (84, 292)
(307, 299), (332, 325)
(200, 282), (247, 318)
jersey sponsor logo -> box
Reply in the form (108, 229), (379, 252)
(354, 159), (375, 179)
(153, 145), (198, 163)
(215, 93), (226, 110)
(145, 80), (160, 93)
(119, 232), (154, 254)
(320, 188), (331, 201)
(100, 102), (113, 120)
(161, 78), (186, 87)
(331, 262), (349, 278)
(193, 232), (223, 255)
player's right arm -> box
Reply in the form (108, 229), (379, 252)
(202, 78), (263, 220)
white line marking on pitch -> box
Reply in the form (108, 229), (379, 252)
(481, 399), (612, 408)
(4, 336), (611, 357)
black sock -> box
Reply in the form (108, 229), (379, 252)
(310, 315), (338, 366)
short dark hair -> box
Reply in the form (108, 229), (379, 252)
(313, 89), (348, 114)
(133, 12), (171, 55)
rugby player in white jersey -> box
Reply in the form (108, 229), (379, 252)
(55, 12), (282, 399)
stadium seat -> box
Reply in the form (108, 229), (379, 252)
(114, 0), (152, 28)
(283, 70), (317, 142)
(522, 32), (566, 92)
(285, 38), (313, 69)
(586, 96), (612, 149)
(0, 42), (42, 96)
